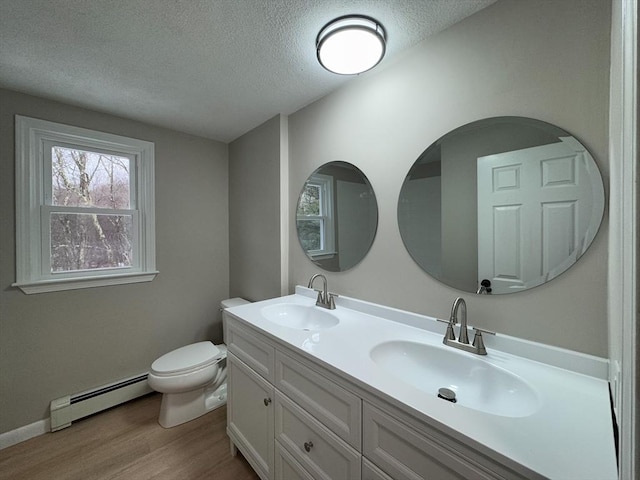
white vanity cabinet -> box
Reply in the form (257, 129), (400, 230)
(226, 317), (362, 480)
(225, 313), (535, 480)
(223, 290), (617, 480)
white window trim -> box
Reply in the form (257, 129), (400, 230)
(13, 115), (158, 294)
(298, 173), (335, 257)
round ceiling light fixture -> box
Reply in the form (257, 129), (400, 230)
(316, 15), (386, 75)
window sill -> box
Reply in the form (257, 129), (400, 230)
(309, 252), (337, 260)
(13, 271), (159, 294)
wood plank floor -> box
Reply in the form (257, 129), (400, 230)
(0, 393), (259, 480)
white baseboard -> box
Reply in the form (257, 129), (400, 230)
(0, 418), (50, 450)
(2, 373), (153, 450)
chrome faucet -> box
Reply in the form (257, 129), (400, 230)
(307, 274), (337, 310)
(438, 297), (495, 355)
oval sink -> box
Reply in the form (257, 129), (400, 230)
(261, 303), (339, 331)
(370, 340), (539, 417)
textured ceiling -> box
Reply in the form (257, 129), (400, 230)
(0, 0), (495, 142)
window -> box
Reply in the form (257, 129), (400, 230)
(14, 116), (157, 293)
(296, 173), (335, 257)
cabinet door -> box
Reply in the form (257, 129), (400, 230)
(228, 353), (274, 480)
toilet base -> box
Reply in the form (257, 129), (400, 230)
(158, 381), (227, 428)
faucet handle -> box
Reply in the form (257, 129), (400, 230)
(472, 327), (496, 336)
(315, 290), (325, 305)
(437, 317), (455, 325)
(437, 318), (456, 341)
(471, 327), (495, 355)
(328, 293), (338, 309)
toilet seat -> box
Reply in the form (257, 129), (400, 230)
(151, 341), (221, 377)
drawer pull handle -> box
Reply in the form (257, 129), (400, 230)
(263, 397), (272, 406)
(304, 441), (314, 452)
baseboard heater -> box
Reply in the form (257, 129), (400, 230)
(50, 373), (153, 432)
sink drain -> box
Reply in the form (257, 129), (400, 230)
(437, 387), (457, 403)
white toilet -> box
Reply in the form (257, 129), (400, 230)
(147, 297), (249, 428)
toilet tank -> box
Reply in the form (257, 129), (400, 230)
(220, 297), (250, 309)
(221, 298), (249, 345)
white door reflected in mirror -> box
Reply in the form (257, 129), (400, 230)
(398, 117), (605, 295)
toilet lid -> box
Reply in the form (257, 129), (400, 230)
(151, 341), (221, 375)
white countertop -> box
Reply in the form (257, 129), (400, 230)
(225, 287), (618, 480)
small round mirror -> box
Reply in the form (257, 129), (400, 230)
(398, 117), (605, 294)
(297, 161), (378, 272)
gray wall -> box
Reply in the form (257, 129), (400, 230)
(288, 0), (611, 356)
(229, 114), (283, 301)
(0, 89), (230, 434)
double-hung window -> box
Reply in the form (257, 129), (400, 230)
(14, 116), (157, 294)
(296, 173), (335, 257)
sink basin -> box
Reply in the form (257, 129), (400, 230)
(370, 340), (539, 417)
(261, 303), (339, 331)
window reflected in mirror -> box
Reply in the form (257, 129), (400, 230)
(297, 174), (334, 255)
(297, 162), (378, 272)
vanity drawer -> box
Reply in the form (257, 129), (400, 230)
(275, 440), (315, 480)
(226, 319), (275, 382)
(362, 457), (394, 480)
(275, 391), (361, 480)
(276, 350), (362, 449)
(363, 402), (500, 480)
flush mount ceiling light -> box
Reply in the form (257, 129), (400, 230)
(316, 15), (386, 75)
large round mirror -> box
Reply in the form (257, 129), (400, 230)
(398, 117), (605, 294)
(297, 161), (378, 272)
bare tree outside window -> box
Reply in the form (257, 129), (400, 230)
(297, 183), (322, 251)
(50, 146), (133, 272)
